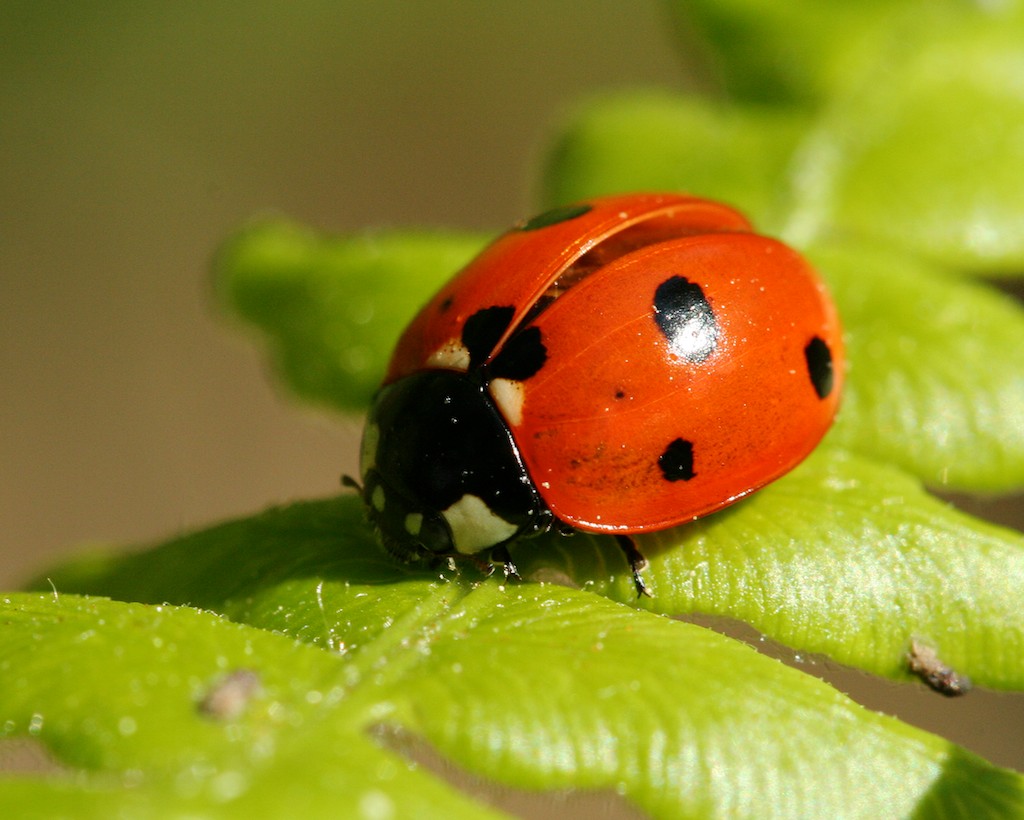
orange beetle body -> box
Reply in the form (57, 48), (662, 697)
(359, 193), (843, 594)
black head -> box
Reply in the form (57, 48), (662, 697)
(359, 370), (551, 563)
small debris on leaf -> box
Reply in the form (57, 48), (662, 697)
(198, 668), (262, 720)
(907, 639), (971, 697)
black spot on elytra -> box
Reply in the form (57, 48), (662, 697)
(658, 438), (696, 482)
(653, 276), (718, 363)
(438, 296), (454, 313)
(614, 389), (627, 400)
(488, 327), (547, 381)
(519, 203), (593, 232)
(804, 336), (834, 399)
(462, 306), (515, 370)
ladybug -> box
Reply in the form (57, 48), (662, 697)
(356, 193), (843, 596)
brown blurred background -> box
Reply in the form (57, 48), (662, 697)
(3, 0), (1021, 777)
(1, 2), (691, 584)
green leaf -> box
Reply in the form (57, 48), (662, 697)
(814, 242), (1024, 491)
(541, 91), (808, 231)
(35, 458), (1024, 692)
(34, 496), (441, 653)
(0, 593), (494, 818)
(666, 0), (899, 104)
(213, 221), (484, 412)
(779, 9), (1024, 273)
(601, 448), (1024, 689)
(6, 579), (1023, 816)
(552, 8), (1024, 275)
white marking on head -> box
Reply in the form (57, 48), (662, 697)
(426, 338), (471, 372)
(442, 494), (518, 554)
(371, 485), (386, 512)
(489, 378), (525, 427)
(360, 421), (380, 480)
(404, 512), (423, 537)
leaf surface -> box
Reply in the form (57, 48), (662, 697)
(4, 580), (1023, 817)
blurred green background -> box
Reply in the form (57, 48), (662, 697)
(4, 0), (1021, 776)
(1, 1), (692, 585)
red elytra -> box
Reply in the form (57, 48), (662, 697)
(380, 192), (843, 536)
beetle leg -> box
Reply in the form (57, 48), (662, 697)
(615, 535), (653, 598)
(490, 544), (522, 583)
(462, 552), (496, 578)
